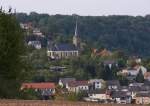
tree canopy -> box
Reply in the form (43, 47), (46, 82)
(0, 12), (30, 98)
(16, 12), (150, 56)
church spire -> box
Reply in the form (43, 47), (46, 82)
(73, 16), (80, 48)
(74, 17), (78, 37)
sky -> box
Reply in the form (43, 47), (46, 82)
(1, 0), (150, 16)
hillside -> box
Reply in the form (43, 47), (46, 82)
(16, 12), (150, 56)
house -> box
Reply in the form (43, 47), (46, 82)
(47, 43), (79, 59)
(120, 65), (147, 76)
(21, 82), (56, 98)
(67, 81), (89, 93)
(89, 79), (104, 90)
(127, 56), (142, 64)
(136, 92), (150, 104)
(134, 65), (147, 74)
(106, 80), (120, 90)
(122, 68), (138, 76)
(103, 60), (118, 69)
(88, 89), (111, 100)
(129, 85), (150, 100)
(28, 41), (41, 49)
(144, 72), (150, 81)
(92, 48), (112, 57)
(129, 83), (144, 87)
(58, 78), (76, 88)
(33, 28), (44, 37)
(111, 91), (132, 104)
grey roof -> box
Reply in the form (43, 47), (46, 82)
(68, 81), (89, 87)
(59, 78), (76, 85)
(106, 80), (120, 86)
(129, 85), (150, 92)
(129, 83), (144, 87)
(88, 89), (106, 94)
(111, 91), (130, 98)
(144, 81), (150, 86)
(48, 43), (78, 51)
(136, 92), (150, 97)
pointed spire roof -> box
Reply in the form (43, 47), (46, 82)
(74, 16), (78, 37)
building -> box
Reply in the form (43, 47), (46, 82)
(73, 18), (80, 48)
(33, 28), (44, 37)
(47, 18), (80, 59)
(144, 72), (150, 81)
(47, 44), (79, 59)
(92, 48), (112, 57)
(119, 65), (147, 77)
(136, 92), (150, 104)
(111, 91), (132, 104)
(89, 79), (104, 90)
(21, 82), (56, 98)
(88, 89), (111, 100)
(106, 80), (120, 90)
(58, 78), (76, 88)
(28, 41), (41, 49)
(103, 60), (118, 69)
(67, 81), (89, 93)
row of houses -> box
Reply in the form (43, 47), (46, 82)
(21, 78), (150, 104)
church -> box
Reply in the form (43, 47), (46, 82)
(47, 19), (80, 59)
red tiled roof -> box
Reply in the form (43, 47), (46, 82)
(68, 81), (89, 87)
(21, 82), (55, 90)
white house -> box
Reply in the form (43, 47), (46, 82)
(88, 89), (110, 100)
(58, 78), (76, 88)
(28, 41), (41, 49)
(89, 79), (104, 90)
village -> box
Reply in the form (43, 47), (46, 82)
(19, 22), (150, 105)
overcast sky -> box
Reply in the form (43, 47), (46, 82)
(1, 0), (150, 16)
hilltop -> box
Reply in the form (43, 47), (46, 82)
(16, 12), (150, 57)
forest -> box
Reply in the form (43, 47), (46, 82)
(16, 12), (150, 57)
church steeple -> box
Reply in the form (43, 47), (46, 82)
(74, 19), (78, 37)
(73, 17), (80, 48)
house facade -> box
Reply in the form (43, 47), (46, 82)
(28, 41), (41, 49)
(111, 91), (132, 104)
(89, 79), (104, 90)
(144, 72), (150, 81)
(136, 92), (150, 104)
(106, 80), (120, 90)
(59, 78), (76, 88)
(67, 81), (89, 93)
(88, 89), (110, 100)
(21, 82), (56, 97)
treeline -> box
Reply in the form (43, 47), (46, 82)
(16, 12), (150, 57)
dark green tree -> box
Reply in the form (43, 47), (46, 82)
(136, 69), (144, 83)
(0, 12), (30, 98)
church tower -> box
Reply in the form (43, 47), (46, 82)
(73, 17), (80, 48)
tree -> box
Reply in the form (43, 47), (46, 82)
(136, 69), (144, 83)
(0, 12), (30, 98)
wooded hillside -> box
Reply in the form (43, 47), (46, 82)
(16, 12), (150, 57)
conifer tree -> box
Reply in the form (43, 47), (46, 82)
(136, 69), (144, 83)
(0, 11), (30, 98)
